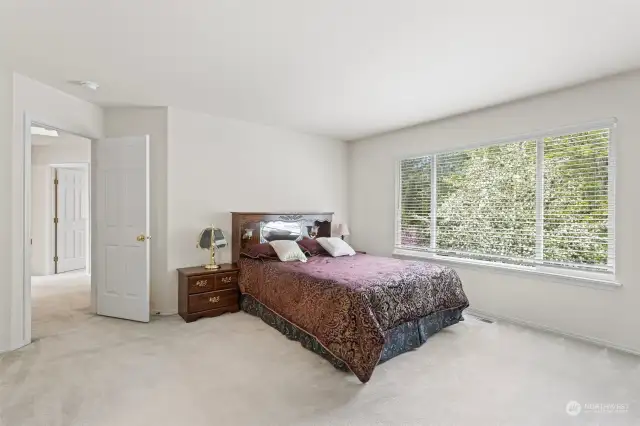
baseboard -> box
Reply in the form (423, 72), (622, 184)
(153, 311), (178, 316)
(0, 339), (30, 355)
(466, 308), (640, 357)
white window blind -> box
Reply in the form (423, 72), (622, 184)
(435, 140), (537, 264)
(396, 123), (615, 275)
(398, 156), (431, 249)
(542, 129), (613, 271)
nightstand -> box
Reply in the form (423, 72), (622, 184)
(177, 263), (240, 323)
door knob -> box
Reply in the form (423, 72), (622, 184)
(137, 234), (151, 242)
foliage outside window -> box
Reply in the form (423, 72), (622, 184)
(397, 125), (614, 274)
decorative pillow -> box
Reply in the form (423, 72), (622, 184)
(241, 243), (278, 259)
(297, 237), (328, 256)
(269, 240), (308, 262)
(316, 237), (356, 257)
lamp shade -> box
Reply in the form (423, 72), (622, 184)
(337, 223), (350, 236)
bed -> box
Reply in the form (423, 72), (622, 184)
(231, 212), (469, 383)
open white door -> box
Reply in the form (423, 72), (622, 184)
(56, 168), (88, 273)
(94, 136), (150, 322)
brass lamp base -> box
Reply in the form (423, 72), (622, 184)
(203, 245), (219, 270)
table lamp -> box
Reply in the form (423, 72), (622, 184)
(337, 223), (350, 240)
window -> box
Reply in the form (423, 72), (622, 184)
(399, 156), (432, 249)
(396, 122), (615, 277)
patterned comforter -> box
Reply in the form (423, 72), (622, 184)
(238, 254), (469, 383)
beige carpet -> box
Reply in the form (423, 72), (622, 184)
(30, 272), (93, 341)
(1, 275), (639, 426)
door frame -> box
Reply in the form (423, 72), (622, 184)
(49, 163), (91, 275)
(23, 114), (97, 346)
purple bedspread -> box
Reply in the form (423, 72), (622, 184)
(238, 254), (469, 382)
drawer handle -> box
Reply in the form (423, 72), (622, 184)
(209, 296), (221, 304)
(195, 280), (208, 287)
(221, 276), (233, 284)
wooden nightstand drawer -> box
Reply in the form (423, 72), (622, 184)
(216, 272), (238, 290)
(188, 289), (238, 313)
(188, 276), (215, 294)
(182, 305), (240, 323)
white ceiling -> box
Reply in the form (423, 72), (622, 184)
(1, 0), (640, 140)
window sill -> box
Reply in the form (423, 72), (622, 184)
(392, 248), (621, 290)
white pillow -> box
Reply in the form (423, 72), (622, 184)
(269, 240), (308, 262)
(316, 237), (356, 257)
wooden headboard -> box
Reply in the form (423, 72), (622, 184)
(231, 212), (333, 263)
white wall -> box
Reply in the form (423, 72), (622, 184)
(104, 107), (169, 314)
(1, 73), (103, 352)
(167, 107), (349, 312)
(349, 70), (640, 353)
(31, 164), (50, 276)
(31, 134), (91, 276)
(31, 134), (92, 163)
(0, 67), (15, 352)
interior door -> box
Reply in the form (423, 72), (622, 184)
(56, 168), (87, 273)
(94, 136), (150, 322)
